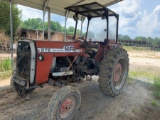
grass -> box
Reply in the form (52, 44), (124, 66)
(153, 77), (160, 100)
(0, 70), (12, 79)
(123, 46), (151, 52)
(129, 69), (160, 101)
(0, 58), (12, 79)
(151, 100), (160, 107)
(0, 58), (11, 71)
(151, 83), (160, 106)
(124, 46), (160, 105)
(129, 70), (160, 103)
(129, 70), (157, 82)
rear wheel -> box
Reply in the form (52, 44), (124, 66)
(47, 86), (81, 120)
(98, 48), (129, 97)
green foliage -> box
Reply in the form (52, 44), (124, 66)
(0, 58), (11, 71)
(20, 18), (63, 32)
(50, 21), (62, 32)
(134, 36), (160, 47)
(119, 34), (160, 47)
(0, 58), (12, 79)
(0, 0), (21, 35)
(123, 46), (151, 52)
(153, 77), (160, 100)
(20, 18), (42, 30)
(67, 26), (75, 35)
(0, 70), (12, 79)
(20, 18), (95, 37)
(118, 34), (131, 40)
(129, 70), (156, 81)
(151, 100), (160, 107)
(135, 36), (146, 41)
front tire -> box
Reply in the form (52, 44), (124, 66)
(47, 86), (81, 120)
(10, 76), (34, 97)
(98, 48), (129, 97)
(10, 77), (16, 92)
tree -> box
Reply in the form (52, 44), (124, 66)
(122, 35), (131, 40)
(146, 37), (153, 46)
(118, 34), (123, 40)
(153, 37), (160, 46)
(67, 26), (75, 35)
(50, 21), (62, 32)
(118, 34), (131, 40)
(135, 36), (146, 41)
(20, 18), (63, 32)
(21, 18), (42, 30)
(0, 0), (21, 36)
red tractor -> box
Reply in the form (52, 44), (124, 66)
(11, 2), (129, 120)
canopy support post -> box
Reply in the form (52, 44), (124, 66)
(106, 11), (109, 43)
(48, 7), (51, 40)
(64, 10), (70, 41)
(80, 16), (85, 37)
(85, 17), (91, 41)
(10, 0), (14, 70)
(42, 0), (49, 40)
(42, 11), (45, 40)
(116, 15), (119, 43)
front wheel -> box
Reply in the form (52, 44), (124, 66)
(47, 86), (81, 120)
(10, 76), (34, 97)
(98, 48), (129, 97)
(10, 77), (16, 92)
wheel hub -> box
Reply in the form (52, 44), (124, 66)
(114, 63), (122, 82)
(60, 96), (76, 118)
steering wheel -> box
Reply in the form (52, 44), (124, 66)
(80, 40), (88, 48)
(76, 36), (85, 41)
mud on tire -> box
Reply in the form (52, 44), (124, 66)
(98, 48), (129, 97)
(47, 86), (81, 120)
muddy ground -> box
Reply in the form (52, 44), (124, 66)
(0, 79), (160, 120)
(0, 50), (160, 120)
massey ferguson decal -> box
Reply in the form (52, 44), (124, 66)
(37, 46), (82, 53)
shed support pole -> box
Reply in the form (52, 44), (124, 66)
(48, 7), (51, 39)
(64, 16), (67, 41)
(10, 0), (14, 70)
(116, 15), (119, 43)
(43, 11), (45, 40)
(64, 11), (69, 41)
(42, 0), (49, 40)
(80, 17), (84, 37)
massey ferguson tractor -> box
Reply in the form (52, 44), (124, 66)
(11, 2), (129, 120)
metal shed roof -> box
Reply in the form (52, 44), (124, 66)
(10, 0), (123, 16)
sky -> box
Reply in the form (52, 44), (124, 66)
(17, 0), (160, 38)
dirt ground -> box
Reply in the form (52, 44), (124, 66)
(0, 50), (160, 120)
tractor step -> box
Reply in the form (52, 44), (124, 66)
(52, 71), (73, 76)
(83, 69), (95, 74)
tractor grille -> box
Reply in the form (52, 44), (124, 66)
(16, 41), (31, 80)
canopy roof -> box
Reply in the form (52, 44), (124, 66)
(11, 0), (123, 17)
(65, 2), (118, 18)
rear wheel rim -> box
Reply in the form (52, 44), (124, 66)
(114, 63), (122, 82)
(113, 62), (125, 90)
(60, 96), (76, 119)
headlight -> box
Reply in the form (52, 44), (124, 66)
(38, 55), (44, 61)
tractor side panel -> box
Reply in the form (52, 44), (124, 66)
(35, 41), (55, 85)
(35, 53), (54, 84)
